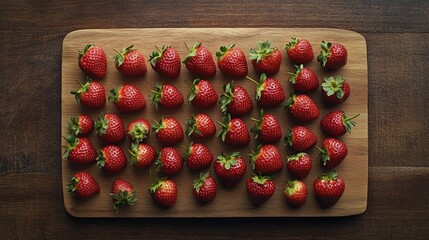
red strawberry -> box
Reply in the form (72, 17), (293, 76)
(249, 144), (284, 175)
(284, 180), (307, 208)
(213, 152), (247, 187)
(285, 37), (314, 65)
(193, 172), (217, 203)
(149, 178), (177, 208)
(110, 179), (137, 212)
(96, 145), (127, 174)
(219, 82), (254, 116)
(187, 78), (218, 108)
(186, 114), (216, 139)
(128, 143), (156, 168)
(95, 113), (126, 143)
(184, 142), (214, 171)
(317, 41), (348, 70)
(247, 73), (285, 107)
(127, 118), (151, 143)
(249, 39), (282, 75)
(286, 152), (312, 179)
(313, 170), (345, 207)
(318, 138), (348, 170)
(285, 92), (320, 122)
(108, 84), (146, 113)
(284, 125), (318, 152)
(114, 45), (147, 77)
(62, 135), (97, 165)
(78, 44), (107, 79)
(321, 110), (360, 137)
(321, 76), (351, 105)
(246, 175), (276, 205)
(71, 78), (106, 109)
(156, 147), (183, 176)
(217, 115), (251, 146)
(288, 64), (319, 92)
(150, 82), (184, 110)
(66, 114), (94, 136)
(251, 109), (282, 143)
(183, 42), (216, 77)
(216, 44), (248, 78)
(66, 171), (100, 199)
(152, 117), (184, 146)
(149, 45), (181, 79)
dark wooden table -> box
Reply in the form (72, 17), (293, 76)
(1, 0), (428, 239)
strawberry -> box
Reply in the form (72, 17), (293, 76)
(246, 175), (276, 205)
(317, 41), (348, 70)
(149, 178), (177, 208)
(284, 180), (307, 208)
(320, 110), (360, 137)
(150, 82), (184, 110)
(219, 82), (253, 116)
(108, 84), (146, 113)
(71, 78), (106, 109)
(183, 42), (216, 77)
(249, 144), (284, 175)
(110, 179), (137, 213)
(149, 45), (181, 79)
(127, 118), (151, 143)
(186, 78), (218, 108)
(114, 45), (147, 77)
(62, 135), (97, 165)
(193, 172), (217, 203)
(152, 117), (184, 146)
(286, 152), (312, 179)
(285, 92), (320, 122)
(216, 44), (248, 78)
(186, 114), (216, 139)
(128, 143), (156, 168)
(156, 147), (183, 176)
(66, 171), (100, 199)
(251, 109), (282, 143)
(184, 142), (214, 171)
(96, 145), (127, 174)
(284, 125), (318, 152)
(213, 152), (247, 187)
(66, 114), (94, 136)
(284, 37), (314, 65)
(288, 64), (319, 92)
(249, 39), (282, 75)
(318, 138), (348, 170)
(247, 73), (285, 107)
(217, 114), (250, 146)
(95, 113), (126, 143)
(313, 170), (345, 207)
(321, 76), (351, 105)
(78, 44), (107, 79)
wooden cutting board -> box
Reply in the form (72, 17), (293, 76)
(62, 28), (368, 218)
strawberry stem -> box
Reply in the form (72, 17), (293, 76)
(246, 76), (259, 86)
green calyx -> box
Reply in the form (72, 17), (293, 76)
(114, 45), (134, 67)
(183, 42), (201, 64)
(342, 112), (360, 133)
(219, 82), (235, 114)
(284, 91), (297, 109)
(319, 170), (338, 181)
(186, 115), (202, 137)
(70, 78), (91, 104)
(216, 152), (240, 170)
(108, 86), (121, 103)
(148, 178), (166, 193)
(110, 189), (137, 213)
(216, 114), (232, 142)
(216, 44), (235, 58)
(288, 64), (304, 84)
(284, 128), (294, 147)
(317, 146), (330, 166)
(285, 180), (299, 195)
(249, 40), (275, 63)
(248, 144), (263, 170)
(150, 82), (164, 110)
(317, 40), (332, 67)
(78, 44), (95, 60)
(250, 109), (264, 140)
(246, 73), (266, 101)
(128, 142), (140, 165)
(96, 149), (106, 168)
(182, 142), (194, 161)
(322, 76), (345, 99)
(287, 152), (307, 163)
(251, 174), (272, 185)
(151, 117), (166, 133)
(128, 122), (148, 143)
(95, 113), (108, 136)
(284, 37), (299, 50)
(149, 45), (170, 67)
(66, 115), (82, 136)
(186, 78), (201, 102)
(66, 176), (79, 193)
(193, 171), (210, 193)
(62, 135), (79, 160)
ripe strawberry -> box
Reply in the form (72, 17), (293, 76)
(284, 180), (307, 208)
(150, 82), (184, 110)
(313, 170), (345, 207)
(318, 138), (348, 170)
(213, 152), (247, 187)
(187, 78), (218, 108)
(114, 45), (147, 77)
(183, 42), (216, 77)
(193, 172), (217, 203)
(246, 175), (275, 205)
(184, 142), (214, 171)
(284, 125), (318, 152)
(110, 179), (137, 212)
(321, 76), (351, 105)
(149, 178), (177, 208)
(78, 44), (107, 79)
(321, 110), (360, 137)
(286, 152), (312, 179)
(66, 171), (100, 199)
(249, 39), (282, 75)
(217, 115), (250, 146)
(285, 92), (320, 122)
(108, 84), (146, 113)
(128, 143), (156, 168)
(156, 147), (183, 176)
(247, 73), (285, 107)
(71, 79), (106, 109)
(149, 45), (181, 79)
(288, 64), (319, 92)
(152, 117), (184, 146)
(127, 118), (151, 143)
(219, 82), (253, 116)
(251, 109), (282, 143)
(249, 144), (284, 175)
(66, 114), (94, 136)
(62, 135), (97, 165)
(96, 145), (127, 174)
(216, 44), (248, 78)
(317, 41), (348, 70)
(95, 113), (126, 143)
(186, 114), (216, 139)
(285, 37), (314, 65)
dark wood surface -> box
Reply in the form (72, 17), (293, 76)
(0, 0), (427, 239)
